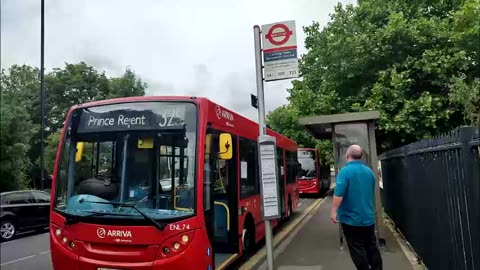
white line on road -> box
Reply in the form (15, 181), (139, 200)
(0, 255), (37, 266)
(0, 250), (51, 266)
(0, 231), (49, 245)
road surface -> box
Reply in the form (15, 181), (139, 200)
(0, 198), (317, 270)
(0, 231), (52, 270)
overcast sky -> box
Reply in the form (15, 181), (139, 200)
(1, 0), (354, 120)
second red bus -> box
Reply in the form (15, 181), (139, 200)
(297, 148), (331, 195)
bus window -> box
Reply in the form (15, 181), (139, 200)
(239, 138), (258, 198)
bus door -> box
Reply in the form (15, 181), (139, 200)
(205, 129), (239, 268)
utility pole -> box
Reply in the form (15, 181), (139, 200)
(253, 25), (275, 270)
(252, 20), (298, 270)
(40, 0), (46, 190)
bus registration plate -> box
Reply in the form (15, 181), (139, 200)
(98, 268), (124, 270)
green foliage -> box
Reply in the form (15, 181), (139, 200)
(1, 66), (39, 191)
(266, 105), (333, 165)
(279, 0), (480, 153)
(266, 105), (315, 147)
(43, 131), (62, 174)
(109, 68), (147, 99)
(448, 77), (480, 127)
(0, 62), (147, 191)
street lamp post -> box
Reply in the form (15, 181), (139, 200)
(39, 0), (46, 190)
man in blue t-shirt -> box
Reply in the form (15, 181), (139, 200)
(331, 144), (382, 270)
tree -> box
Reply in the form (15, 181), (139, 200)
(43, 131), (61, 174)
(41, 64), (147, 175)
(1, 62), (148, 191)
(267, 105), (333, 165)
(46, 62), (111, 132)
(287, 0), (479, 152)
(109, 68), (147, 98)
(0, 67), (39, 191)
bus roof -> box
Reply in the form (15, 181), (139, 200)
(67, 95), (298, 150)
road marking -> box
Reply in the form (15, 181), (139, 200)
(239, 197), (326, 270)
(0, 250), (51, 266)
(0, 231), (49, 245)
(216, 253), (239, 270)
(0, 255), (37, 266)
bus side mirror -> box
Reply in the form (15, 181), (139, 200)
(75, 142), (84, 162)
(138, 137), (154, 149)
(218, 133), (232, 160)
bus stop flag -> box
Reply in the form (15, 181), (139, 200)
(261, 20), (299, 82)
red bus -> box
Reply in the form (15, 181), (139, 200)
(296, 148), (331, 195)
(49, 96), (300, 270)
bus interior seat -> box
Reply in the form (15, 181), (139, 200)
(177, 188), (193, 209)
(78, 178), (118, 201)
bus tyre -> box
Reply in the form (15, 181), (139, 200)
(1, 220), (16, 242)
(242, 219), (255, 256)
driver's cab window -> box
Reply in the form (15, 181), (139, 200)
(75, 140), (118, 187)
(158, 142), (194, 211)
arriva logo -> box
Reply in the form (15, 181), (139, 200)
(97, 227), (132, 239)
(97, 228), (106, 238)
(215, 106), (234, 121)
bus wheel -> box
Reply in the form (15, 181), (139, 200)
(242, 218), (255, 256)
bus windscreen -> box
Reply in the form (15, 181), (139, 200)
(53, 101), (197, 223)
(297, 150), (316, 179)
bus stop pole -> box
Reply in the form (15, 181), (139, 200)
(253, 25), (274, 270)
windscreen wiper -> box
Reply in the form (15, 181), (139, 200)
(64, 211), (132, 226)
(80, 200), (167, 230)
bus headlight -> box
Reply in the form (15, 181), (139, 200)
(157, 231), (195, 259)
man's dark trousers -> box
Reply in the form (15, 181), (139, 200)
(342, 223), (383, 270)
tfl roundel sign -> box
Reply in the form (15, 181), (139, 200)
(261, 20), (297, 51)
(265, 23), (293, 46)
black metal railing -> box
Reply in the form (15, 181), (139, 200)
(380, 126), (479, 270)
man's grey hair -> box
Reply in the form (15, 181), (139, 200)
(347, 144), (363, 160)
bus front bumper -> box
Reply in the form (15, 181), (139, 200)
(298, 180), (320, 194)
(50, 230), (213, 270)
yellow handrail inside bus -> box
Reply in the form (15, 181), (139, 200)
(214, 201), (230, 231)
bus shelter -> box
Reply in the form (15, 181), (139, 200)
(299, 111), (386, 247)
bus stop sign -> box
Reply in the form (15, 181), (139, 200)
(258, 135), (280, 219)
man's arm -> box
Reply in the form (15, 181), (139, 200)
(330, 195), (343, 223)
(331, 169), (348, 223)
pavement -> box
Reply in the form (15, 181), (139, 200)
(257, 194), (415, 270)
